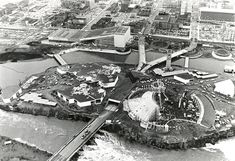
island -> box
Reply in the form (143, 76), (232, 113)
(1, 61), (235, 155)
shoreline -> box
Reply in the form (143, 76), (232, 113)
(0, 135), (51, 161)
(1, 103), (235, 151)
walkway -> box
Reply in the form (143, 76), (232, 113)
(54, 54), (67, 66)
(47, 104), (118, 161)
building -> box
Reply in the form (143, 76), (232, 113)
(154, 14), (171, 29)
(224, 65), (235, 73)
(174, 73), (193, 84)
(80, 26), (132, 49)
(48, 28), (86, 43)
(48, 26), (132, 50)
(56, 83), (106, 107)
(88, 0), (96, 9)
(214, 79), (235, 97)
(20, 92), (57, 106)
(199, 7), (235, 23)
(154, 14), (180, 30)
(56, 65), (70, 75)
(123, 91), (160, 125)
(188, 70), (218, 79)
(21, 76), (38, 89)
(180, 0), (193, 15)
(97, 74), (119, 88)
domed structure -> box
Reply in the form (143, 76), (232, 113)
(123, 91), (160, 123)
(214, 79), (235, 97)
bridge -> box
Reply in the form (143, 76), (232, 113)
(140, 42), (197, 72)
(136, 35), (146, 71)
(136, 0), (199, 73)
(54, 54), (67, 66)
(47, 103), (118, 161)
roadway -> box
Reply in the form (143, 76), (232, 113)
(81, 0), (117, 31)
(47, 104), (118, 161)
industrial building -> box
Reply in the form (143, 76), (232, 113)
(48, 26), (132, 49)
(48, 28), (86, 42)
(199, 7), (235, 23)
(80, 26), (132, 49)
(214, 79), (235, 97)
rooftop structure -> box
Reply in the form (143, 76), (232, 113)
(80, 26), (132, 48)
(48, 26), (132, 49)
(123, 91), (160, 124)
(214, 79), (235, 97)
(174, 73), (193, 84)
(199, 7), (235, 23)
(57, 83), (106, 107)
(20, 92), (57, 106)
(155, 14), (171, 23)
(189, 71), (218, 79)
(48, 28), (86, 42)
(56, 63), (121, 89)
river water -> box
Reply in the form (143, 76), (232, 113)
(0, 50), (235, 161)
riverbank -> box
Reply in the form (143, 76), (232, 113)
(103, 121), (235, 150)
(1, 101), (235, 152)
(0, 135), (51, 161)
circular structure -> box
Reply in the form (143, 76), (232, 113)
(184, 48), (202, 59)
(216, 49), (230, 57)
(212, 49), (232, 60)
(152, 40), (169, 49)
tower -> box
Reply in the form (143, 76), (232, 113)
(165, 50), (173, 71)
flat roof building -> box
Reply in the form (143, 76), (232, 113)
(199, 7), (235, 23)
(56, 83), (106, 107)
(80, 26), (132, 48)
(174, 73), (193, 84)
(48, 28), (86, 42)
(48, 26), (132, 49)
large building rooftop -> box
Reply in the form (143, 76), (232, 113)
(200, 8), (235, 22)
(155, 14), (170, 23)
(58, 83), (105, 103)
(48, 28), (87, 42)
(82, 26), (130, 40)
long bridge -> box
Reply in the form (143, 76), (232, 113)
(47, 103), (118, 161)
